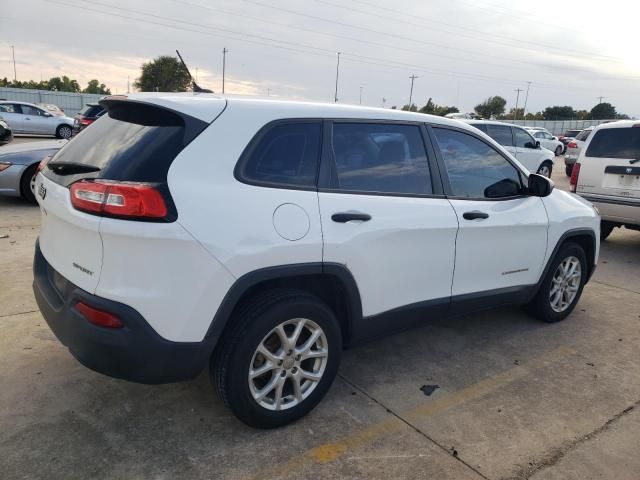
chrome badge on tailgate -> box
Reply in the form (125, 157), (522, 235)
(38, 183), (47, 200)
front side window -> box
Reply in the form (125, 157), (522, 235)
(514, 128), (536, 148)
(433, 128), (523, 199)
(21, 105), (43, 116)
(485, 124), (513, 146)
(585, 128), (640, 159)
(238, 122), (322, 188)
(331, 123), (432, 195)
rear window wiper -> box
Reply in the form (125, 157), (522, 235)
(47, 162), (101, 175)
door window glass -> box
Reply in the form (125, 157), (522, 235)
(485, 124), (514, 146)
(514, 128), (536, 148)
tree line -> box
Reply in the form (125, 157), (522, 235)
(1, 76), (111, 95)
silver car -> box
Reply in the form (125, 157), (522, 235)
(0, 101), (74, 139)
(0, 139), (67, 203)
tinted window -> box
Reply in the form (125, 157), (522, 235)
(585, 128), (640, 159)
(79, 104), (105, 117)
(433, 128), (522, 199)
(21, 105), (43, 116)
(514, 128), (536, 148)
(331, 123), (432, 195)
(0, 104), (19, 113)
(46, 102), (206, 186)
(471, 123), (487, 133)
(564, 130), (581, 137)
(575, 129), (593, 141)
(239, 122), (321, 187)
(485, 124), (513, 146)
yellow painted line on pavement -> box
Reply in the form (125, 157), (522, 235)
(248, 345), (577, 479)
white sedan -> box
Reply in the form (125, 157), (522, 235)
(0, 101), (74, 139)
(526, 128), (565, 156)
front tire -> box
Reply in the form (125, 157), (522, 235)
(212, 289), (342, 428)
(56, 124), (72, 139)
(537, 161), (553, 178)
(526, 242), (587, 323)
(555, 145), (563, 156)
(20, 164), (38, 204)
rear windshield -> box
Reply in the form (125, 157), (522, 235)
(585, 128), (640, 159)
(564, 130), (581, 137)
(78, 104), (104, 117)
(46, 102), (207, 186)
(575, 129), (592, 141)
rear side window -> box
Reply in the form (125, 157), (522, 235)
(486, 124), (513, 146)
(45, 102), (207, 186)
(433, 128), (523, 199)
(237, 122), (322, 188)
(575, 129), (593, 141)
(79, 104), (104, 117)
(0, 104), (19, 113)
(585, 128), (640, 159)
(331, 123), (432, 195)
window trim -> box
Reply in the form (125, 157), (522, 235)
(427, 124), (529, 202)
(317, 119), (445, 198)
(233, 118), (324, 192)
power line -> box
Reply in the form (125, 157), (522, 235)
(316, 0), (621, 64)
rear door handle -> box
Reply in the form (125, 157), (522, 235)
(463, 211), (489, 220)
(331, 212), (372, 223)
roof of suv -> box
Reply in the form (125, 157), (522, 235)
(463, 119), (528, 129)
(106, 92), (472, 130)
(590, 120), (639, 130)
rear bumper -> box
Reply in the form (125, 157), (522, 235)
(579, 194), (640, 226)
(32, 240), (210, 384)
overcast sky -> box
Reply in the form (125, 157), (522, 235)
(1, 0), (639, 116)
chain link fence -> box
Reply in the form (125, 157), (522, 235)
(494, 119), (615, 135)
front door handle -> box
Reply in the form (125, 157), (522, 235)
(463, 211), (489, 220)
(331, 212), (372, 223)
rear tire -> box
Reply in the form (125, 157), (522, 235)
(56, 124), (72, 139)
(600, 221), (616, 241)
(525, 242), (587, 323)
(19, 164), (38, 204)
(565, 165), (573, 177)
(537, 161), (553, 178)
(212, 289), (342, 429)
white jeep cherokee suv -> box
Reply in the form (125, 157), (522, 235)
(33, 94), (599, 428)
(571, 120), (640, 240)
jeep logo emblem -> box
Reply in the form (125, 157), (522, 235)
(626, 167), (633, 174)
(38, 183), (47, 200)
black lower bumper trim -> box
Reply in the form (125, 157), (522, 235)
(32, 240), (210, 384)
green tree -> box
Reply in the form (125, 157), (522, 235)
(47, 76), (81, 92)
(418, 98), (459, 116)
(524, 111), (545, 120)
(83, 79), (111, 95)
(474, 96), (506, 119)
(401, 103), (418, 112)
(498, 107), (524, 120)
(134, 56), (190, 92)
(575, 110), (591, 120)
(590, 102), (617, 120)
(543, 106), (575, 120)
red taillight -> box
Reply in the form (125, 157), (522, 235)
(569, 162), (581, 192)
(79, 118), (93, 126)
(567, 141), (578, 148)
(75, 301), (124, 329)
(70, 180), (168, 219)
(37, 155), (52, 174)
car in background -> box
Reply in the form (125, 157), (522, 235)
(558, 129), (582, 146)
(37, 104), (65, 116)
(466, 120), (556, 177)
(526, 128), (564, 156)
(0, 115), (13, 145)
(0, 139), (67, 203)
(571, 120), (640, 240)
(445, 112), (483, 120)
(73, 103), (106, 134)
(0, 101), (74, 139)
(564, 127), (595, 176)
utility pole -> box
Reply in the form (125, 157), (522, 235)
(127, 76), (130, 94)
(11, 45), (17, 82)
(408, 74), (418, 109)
(514, 88), (524, 120)
(597, 96), (606, 104)
(267, 88), (271, 96)
(334, 52), (341, 103)
(222, 47), (228, 94)
(523, 81), (532, 119)
(359, 86), (363, 105)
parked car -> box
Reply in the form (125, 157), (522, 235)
(0, 139), (67, 203)
(465, 120), (556, 177)
(571, 120), (640, 240)
(37, 103), (65, 116)
(558, 129), (582, 146)
(0, 115), (13, 145)
(73, 103), (106, 134)
(526, 128), (565, 156)
(0, 101), (74, 139)
(33, 94), (599, 428)
(565, 127), (595, 176)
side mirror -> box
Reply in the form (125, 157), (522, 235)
(535, 140), (541, 148)
(43, 112), (52, 117)
(528, 173), (554, 197)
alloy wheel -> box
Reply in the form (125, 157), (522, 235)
(549, 256), (581, 313)
(248, 318), (328, 411)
